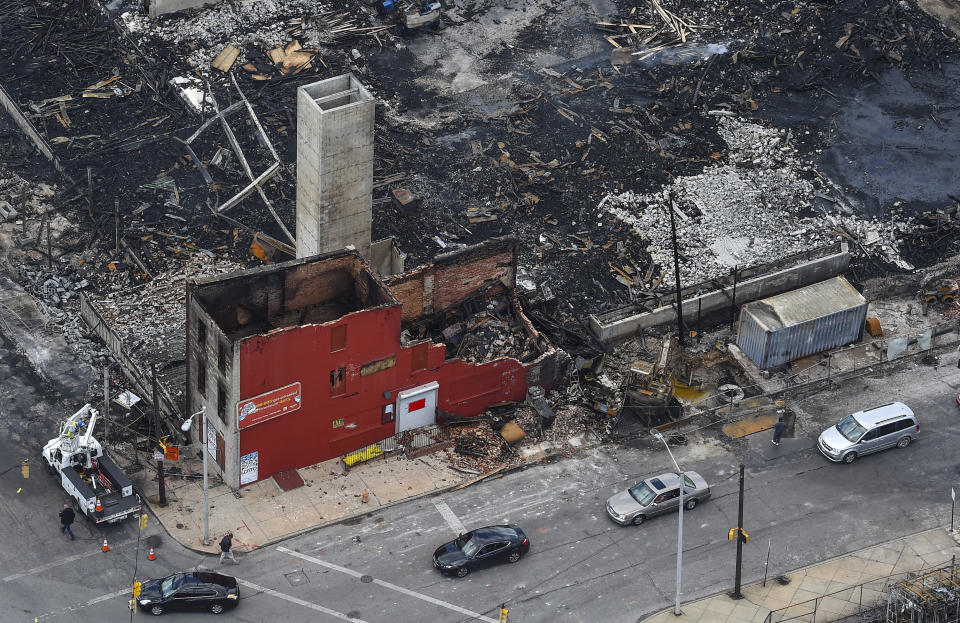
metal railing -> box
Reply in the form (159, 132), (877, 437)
(764, 558), (959, 623)
(341, 424), (452, 469)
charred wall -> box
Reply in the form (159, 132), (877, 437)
(190, 249), (396, 339)
(386, 236), (518, 323)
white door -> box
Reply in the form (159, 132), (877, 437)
(396, 382), (439, 432)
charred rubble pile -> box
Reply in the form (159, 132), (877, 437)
(401, 294), (537, 364)
(2, 0), (958, 328)
(0, 0), (959, 448)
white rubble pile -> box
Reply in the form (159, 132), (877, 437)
(87, 253), (242, 373)
(123, 0), (342, 71)
(16, 267), (111, 364)
(601, 116), (915, 289)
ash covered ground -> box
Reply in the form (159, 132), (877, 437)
(1, 0), (960, 325)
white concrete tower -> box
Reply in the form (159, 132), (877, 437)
(296, 74), (375, 258)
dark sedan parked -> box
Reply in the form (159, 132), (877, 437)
(433, 525), (530, 578)
(137, 571), (239, 616)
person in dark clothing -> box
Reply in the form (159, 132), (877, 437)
(59, 503), (76, 540)
(772, 416), (787, 446)
(219, 532), (237, 564)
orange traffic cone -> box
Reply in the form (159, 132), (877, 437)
(148, 546), (156, 561)
(95, 498), (102, 513)
(102, 538), (109, 552)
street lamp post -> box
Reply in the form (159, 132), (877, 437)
(181, 406), (210, 546)
(652, 429), (684, 616)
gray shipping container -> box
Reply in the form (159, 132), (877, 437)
(736, 276), (869, 369)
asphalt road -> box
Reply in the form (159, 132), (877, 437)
(2, 338), (958, 623)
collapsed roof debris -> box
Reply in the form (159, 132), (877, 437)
(121, 0), (386, 72)
(84, 253), (241, 410)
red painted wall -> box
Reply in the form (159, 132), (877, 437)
(237, 303), (541, 483)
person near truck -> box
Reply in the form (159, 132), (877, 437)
(59, 503), (75, 540)
(219, 532), (237, 564)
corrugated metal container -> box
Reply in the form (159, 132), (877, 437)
(736, 276), (868, 369)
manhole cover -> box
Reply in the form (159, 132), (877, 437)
(718, 384), (745, 404)
(284, 570), (309, 587)
(360, 575), (374, 584)
(144, 535), (162, 548)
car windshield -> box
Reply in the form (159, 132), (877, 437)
(628, 482), (657, 506)
(160, 574), (182, 598)
(459, 535), (481, 557)
(836, 415), (866, 442)
(682, 474), (696, 489)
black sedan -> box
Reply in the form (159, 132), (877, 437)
(433, 525), (530, 578)
(137, 571), (239, 616)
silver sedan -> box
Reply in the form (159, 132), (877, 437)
(605, 471), (711, 526)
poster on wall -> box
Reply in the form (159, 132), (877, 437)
(206, 422), (217, 459)
(239, 451), (258, 485)
(236, 382), (302, 430)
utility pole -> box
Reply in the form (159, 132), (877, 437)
(46, 212), (52, 270)
(152, 364), (167, 507)
(729, 267), (739, 332)
(86, 166), (93, 219)
(731, 463), (746, 599)
(103, 367), (110, 443)
(667, 196), (685, 347)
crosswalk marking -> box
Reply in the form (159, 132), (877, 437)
(433, 499), (467, 534)
(238, 579), (369, 622)
(277, 546), (499, 623)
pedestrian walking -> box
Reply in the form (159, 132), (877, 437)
(772, 416), (787, 446)
(59, 503), (75, 540)
(219, 532), (237, 564)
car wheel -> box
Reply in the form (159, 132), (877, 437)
(210, 603), (225, 614)
(684, 498), (697, 511)
(507, 550), (521, 563)
(632, 514), (645, 526)
(897, 436), (911, 449)
(150, 605), (164, 616)
(455, 566), (470, 578)
(842, 452), (857, 464)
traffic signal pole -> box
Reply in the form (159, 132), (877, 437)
(732, 463), (745, 599)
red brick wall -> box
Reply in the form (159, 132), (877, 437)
(236, 303), (564, 484)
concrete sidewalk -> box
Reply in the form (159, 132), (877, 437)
(642, 527), (960, 623)
(127, 430), (596, 554)
(129, 451), (476, 554)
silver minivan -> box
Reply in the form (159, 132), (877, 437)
(818, 402), (919, 464)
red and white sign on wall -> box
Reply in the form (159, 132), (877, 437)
(237, 382), (302, 430)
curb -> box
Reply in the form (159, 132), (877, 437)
(141, 436), (605, 556)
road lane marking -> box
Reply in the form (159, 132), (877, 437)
(3, 540), (135, 582)
(238, 579), (368, 622)
(433, 499), (467, 534)
(277, 546), (498, 623)
(35, 588), (129, 621)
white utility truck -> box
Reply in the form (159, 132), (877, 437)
(42, 404), (142, 524)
